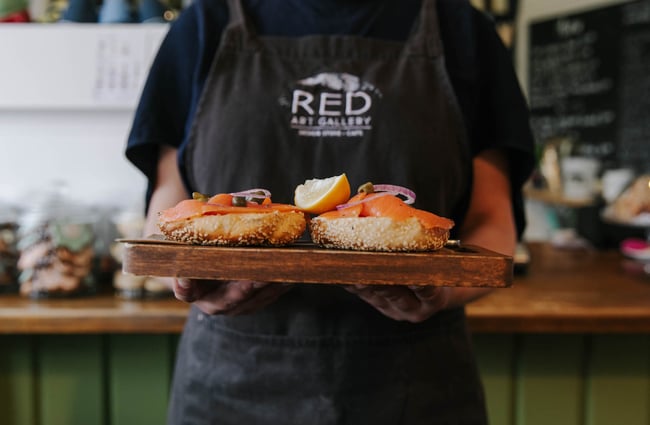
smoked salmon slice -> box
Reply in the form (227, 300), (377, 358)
(319, 192), (454, 230)
(159, 195), (301, 223)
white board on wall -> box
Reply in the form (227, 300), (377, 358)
(0, 24), (168, 110)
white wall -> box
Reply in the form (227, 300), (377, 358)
(0, 24), (167, 210)
(0, 110), (144, 209)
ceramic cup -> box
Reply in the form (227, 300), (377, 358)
(561, 156), (600, 201)
(602, 168), (634, 203)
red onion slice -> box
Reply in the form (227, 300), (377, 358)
(229, 188), (272, 200)
(372, 184), (416, 204)
(335, 192), (392, 210)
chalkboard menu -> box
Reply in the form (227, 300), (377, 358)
(528, 0), (650, 171)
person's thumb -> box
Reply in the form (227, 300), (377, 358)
(173, 278), (198, 303)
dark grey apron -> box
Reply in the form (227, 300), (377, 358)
(169, 0), (487, 423)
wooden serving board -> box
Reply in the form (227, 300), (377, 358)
(120, 237), (513, 287)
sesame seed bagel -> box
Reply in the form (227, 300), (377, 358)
(309, 216), (450, 252)
(159, 211), (306, 246)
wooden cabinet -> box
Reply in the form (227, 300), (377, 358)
(1, 243), (649, 424)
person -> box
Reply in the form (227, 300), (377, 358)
(125, 0), (535, 423)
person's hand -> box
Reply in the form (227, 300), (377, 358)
(173, 278), (292, 316)
(344, 285), (452, 323)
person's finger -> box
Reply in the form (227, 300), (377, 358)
(408, 285), (436, 297)
(345, 285), (447, 322)
(173, 278), (202, 303)
(408, 285), (450, 310)
(192, 280), (251, 314)
(343, 284), (374, 294)
(224, 284), (292, 315)
(174, 279), (230, 308)
(349, 285), (419, 312)
(193, 281), (288, 315)
(344, 285), (391, 310)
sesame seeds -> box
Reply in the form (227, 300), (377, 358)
(159, 211), (306, 246)
(310, 217), (449, 252)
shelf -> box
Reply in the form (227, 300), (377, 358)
(467, 243), (650, 333)
(0, 291), (188, 333)
(524, 186), (598, 208)
(0, 23), (168, 110)
(1, 244), (649, 334)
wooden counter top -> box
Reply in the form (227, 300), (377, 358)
(1, 243), (649, 334)
(466, 242), (650, 333)
(0, 293), (188, 334)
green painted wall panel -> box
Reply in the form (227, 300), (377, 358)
(1, 332), (649, 425)
(516, 335), (586, 425)
(108, 334), (172, 425)
(473, 334), (516, 425)
(38, 335), (104, 425)
(586, 335), (650, 425)
(0, 335), (36, 425)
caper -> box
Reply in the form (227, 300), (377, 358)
(248, 191), (267, 204)
(231, 196), (247, 207)
(357, 182), (375, 194)
(192, 192), (209, 201)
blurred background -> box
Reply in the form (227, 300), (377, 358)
(1, 0), (648, 251)
(0, 1), (649, 424)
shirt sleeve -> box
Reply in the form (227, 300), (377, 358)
(124, 5), (202, 207)
(471, 9), (536, 238)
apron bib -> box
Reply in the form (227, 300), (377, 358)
(169, 0), (486, 423)
(184, 0), (469, 215)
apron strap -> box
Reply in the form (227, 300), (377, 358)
(407, 0), (444, 57)
(225, 0), (259, 50)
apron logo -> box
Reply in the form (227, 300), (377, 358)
(280, 72), (381, 138)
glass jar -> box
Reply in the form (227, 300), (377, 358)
(110, 207), (172, 299)
(17, 194), (96, 299)
(110, 208), (147, 299)
(90, 204), (121, 291)
(0, 204), (19, 293)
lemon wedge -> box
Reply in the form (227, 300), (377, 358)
(294, 174), (351, 214)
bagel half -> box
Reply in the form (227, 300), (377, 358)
(309, 216), (450, 252)
(159, 211), (306, 246)
(157, 195), (307, 246)
(306, 189), (454, 252)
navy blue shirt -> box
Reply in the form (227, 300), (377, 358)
(126, 0), (535, 235)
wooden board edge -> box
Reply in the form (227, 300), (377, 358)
(121, 242), (513, 288)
